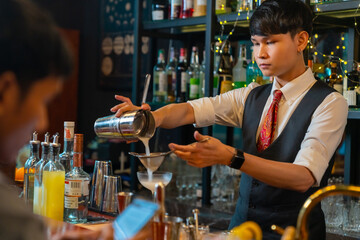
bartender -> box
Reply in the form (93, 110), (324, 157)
(112, 0), (347, 239)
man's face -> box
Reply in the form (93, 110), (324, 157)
(251, 32), (302, 81)
(0, 74), (63, 165)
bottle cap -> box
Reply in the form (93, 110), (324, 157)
(64, 121), (75, 127)
(74, 134), (84, 153)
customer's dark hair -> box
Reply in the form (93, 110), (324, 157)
(250, 0), (313, 38)
(0, 0), (73, 92)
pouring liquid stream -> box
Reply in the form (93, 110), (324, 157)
(138, 137), (153, 181)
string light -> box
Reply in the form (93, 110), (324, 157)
(308, 37), (359, 85)
(214, 2), (360, 84)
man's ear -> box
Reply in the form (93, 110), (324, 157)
(0, 71), (18, 116)
(297, 31), (309, 53)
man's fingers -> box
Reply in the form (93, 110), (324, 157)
(115, 95), (132, 104)
(115, 105), (137, 117)
(173, 150), (192, 160)
(169, 143), (197, 153)
(141, 103), (151, 111)
(110, 102), (129, 112)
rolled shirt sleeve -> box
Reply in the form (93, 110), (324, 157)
(293, 91), (348, 186)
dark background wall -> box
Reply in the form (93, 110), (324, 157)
(34, 0), (132, 146)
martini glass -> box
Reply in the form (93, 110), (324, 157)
(137, 171), (172, 198)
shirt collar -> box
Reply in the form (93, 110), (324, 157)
(271, 68), (316, 104)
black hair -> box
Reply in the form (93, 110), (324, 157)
(250, 0), (313, 38)
(0, 0), (73, 93)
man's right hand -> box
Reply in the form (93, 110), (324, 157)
(110, 95), (151, 118)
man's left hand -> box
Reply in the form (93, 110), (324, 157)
(168, 131), (234, 168)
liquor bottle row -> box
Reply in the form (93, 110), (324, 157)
(23, 122), (90, 223)
(310, 58), (360, 107)
(152, 0), (264, 21)
(152, 42), (267, 104)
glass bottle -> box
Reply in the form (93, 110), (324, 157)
(216, 0), (231, 14)
(169, 0), (181, 19)
(326, 61), (343, 94)
(233, 44), (248, 89)
(217, 42), (233, 94)
(24, 132), (40, 208)
(346, 62), (360, 107)
(59, 121), (75, 173)
(42, 133), (65, 221)
(166, 46), (177, 103)
(153, 49), (167, 103)
(237, 0), (253, 12)
(152, 0), (168, 21)
(176, 48), (188, 102)
(64, 134), (91, 224)
(246, 47), (263, 85)
(187, 46), (201, 100)
(180, 0), (194, 18)
(193, 0), (206, 17)
(199, 50), (206, 98)
(213, 42), (221, 96)
(33, 132), (50, 215)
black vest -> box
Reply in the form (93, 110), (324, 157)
(229, 81), (336, 240)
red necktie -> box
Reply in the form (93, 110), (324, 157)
(257, 90), (283, 152)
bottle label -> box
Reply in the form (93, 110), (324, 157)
(220, 80), (233, 94)
(181, 72), (188, 92)
(172, 0), (181, 5)
(216, 0), (226, 10)
(344, 90), (356, 106)
(64, 196), (78, 209)
(190, 78), (200, 99)
(197, 0), (206, 6)
(159, 72), (167, 92)
(64, 127), (74, 140)
(83, 180), (90, 196)
(65, 179), (89, 197)
(186, 0), (194, 9)
(196, 188), (202, 198)
(152, 10), (164, 21)
(171, 72), (177, 90)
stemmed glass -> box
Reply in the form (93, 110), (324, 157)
(137, 171), (172, 199)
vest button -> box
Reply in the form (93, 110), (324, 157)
(252, 180), (259, 187)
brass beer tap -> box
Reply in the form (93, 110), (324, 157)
(272, 184), (360, 240)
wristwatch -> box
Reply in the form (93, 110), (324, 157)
(228, 148), (245, 170)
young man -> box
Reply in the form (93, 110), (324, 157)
(0, 0), (73, 239)
(112, 0), (347, 239)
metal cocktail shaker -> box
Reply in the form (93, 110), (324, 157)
(94, 110), (155, 141)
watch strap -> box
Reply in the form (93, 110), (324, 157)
(228, 148), (245, 170)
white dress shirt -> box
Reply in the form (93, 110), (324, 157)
(189, 68), (348, 186)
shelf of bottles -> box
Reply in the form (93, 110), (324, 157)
(312, 0), (360, 13)
(145, 0), (258, 31)
(151, 40), (268, 105)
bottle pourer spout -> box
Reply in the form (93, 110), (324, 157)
(32, 131), (38, 141)
(44, 132), (50, 143)
(50, 133), (61, 148)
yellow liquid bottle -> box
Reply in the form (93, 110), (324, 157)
(41, 133), (65, 221)
(43, 170), (65, 221)
(33, 133), (50, 215)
